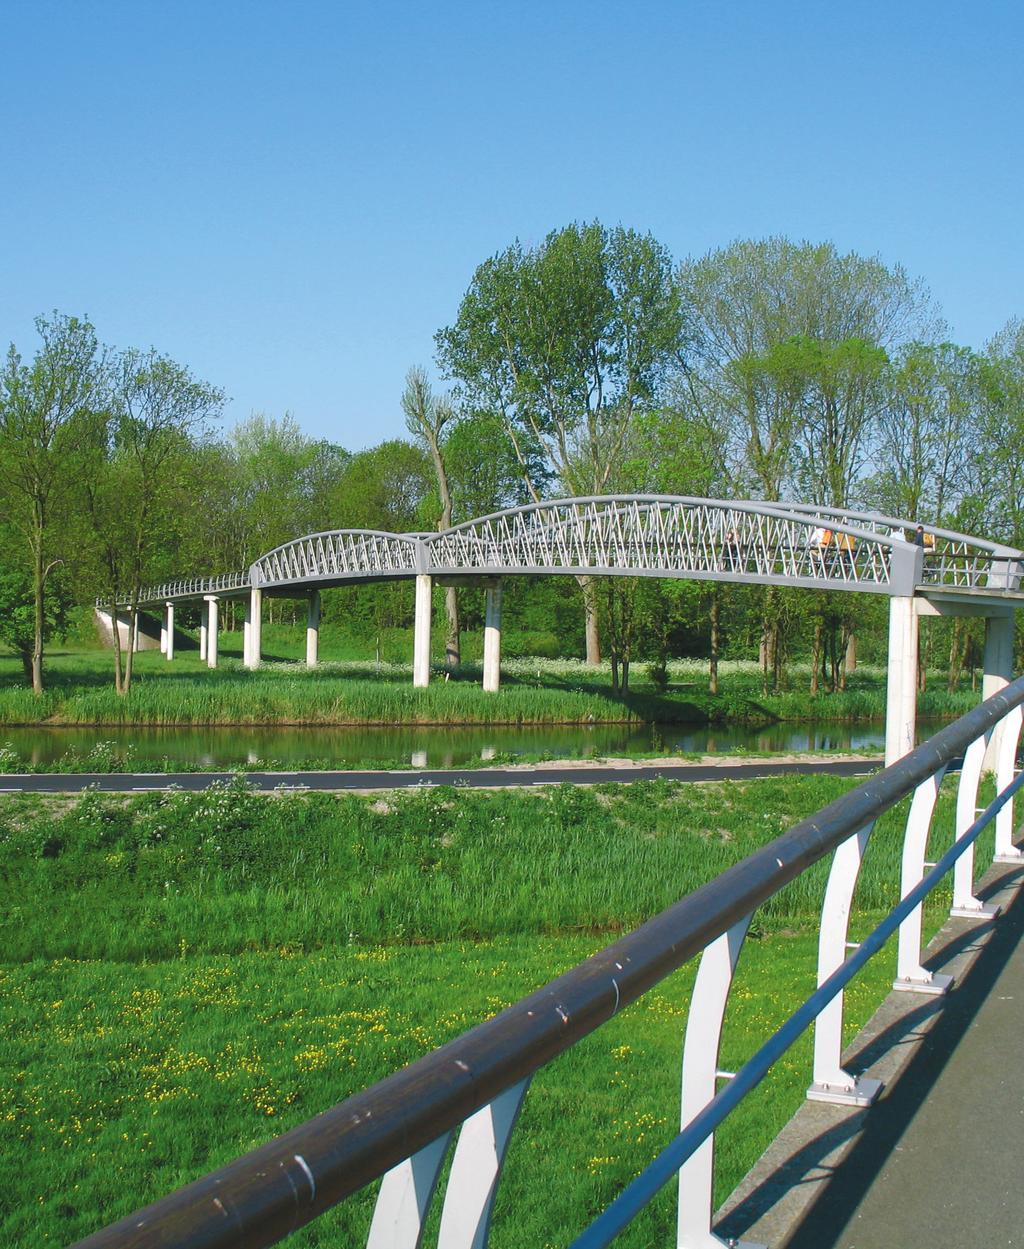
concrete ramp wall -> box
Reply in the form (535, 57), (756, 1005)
(93, 608), (173, 652)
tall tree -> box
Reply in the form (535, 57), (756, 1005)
(867, 341), (979, 522)
(228, 413), (347, 560)
(679, 238), (935, 689)
(0, 314), (104, 693)
(437, 221), (686, 661)
(974, 319), (1024, 547)
(402, 367), (461, 667)
(83, 348), (224, 693)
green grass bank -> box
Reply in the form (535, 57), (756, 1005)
(0, 776), (973, 1246)
(0, 640), (978, 731)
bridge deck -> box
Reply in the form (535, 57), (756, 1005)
(717, 859), (1024, 1248)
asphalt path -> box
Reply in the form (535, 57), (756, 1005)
(0, 758), (881, 793)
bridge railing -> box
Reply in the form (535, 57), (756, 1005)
(251, 530), (423, 587)
(97, 571), (251, 609)
(425, 495), (913, 592)
(773, 503), (1024, 592)
(72, 678), (1024, 1249)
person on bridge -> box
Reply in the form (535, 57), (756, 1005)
(834, 528), (856, 574)
(810, 525), (832, 573)
(723, 526), (742, 571)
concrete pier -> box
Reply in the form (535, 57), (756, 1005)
(983, 611), (1014, 768)
(245, 587), (262, 669)
(885, 596), (919, 766)
(204, 596), (219, 669)
(164, 602), (175, 661)
(413, 574), (432, 688)
(483, 581), (503, 692)
(306, 590), (321, 667)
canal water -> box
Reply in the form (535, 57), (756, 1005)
(0, 719), (927, 770)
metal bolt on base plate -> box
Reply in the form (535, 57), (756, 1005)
(892, 971), (954, 996)
(806, 1075), (883, 1107)
(949, 902), (1001, 920)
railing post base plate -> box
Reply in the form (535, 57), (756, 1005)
(892, 972), (953, 996)
(806, 1075), (882, 1107)
(949, 902), (1000, 920)
(993, 848), (1024, 864)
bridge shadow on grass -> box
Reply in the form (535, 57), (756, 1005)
(492, 668), (764, 725)
(717, 866), (1024, 1247)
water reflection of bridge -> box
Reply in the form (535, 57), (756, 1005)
(103, 495), (1024, 765)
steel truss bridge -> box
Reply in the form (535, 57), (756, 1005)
(99, 494), (1024, 764)
(125, 495), (1024, 604)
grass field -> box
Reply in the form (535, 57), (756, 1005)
(0, 775), (976, 1247)
(0, 636), (979, 732)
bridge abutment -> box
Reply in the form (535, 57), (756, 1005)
(413, 574), (432, 687)
(483, 581), (503, 692)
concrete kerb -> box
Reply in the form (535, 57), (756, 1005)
(713, 853), (1024, 1248)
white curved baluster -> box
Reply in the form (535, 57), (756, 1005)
(951, 732), (1000, 919)
(367, 1132), (451, 1249)
(894, 769), (952, 994)
(436, 1078), (530, 1249)
(809, 823), (882, 1105)
(677, 916), (764, 1249)
(994, 703), (1024, 863)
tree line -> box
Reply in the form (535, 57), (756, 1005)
(1, 228), (1022, 695)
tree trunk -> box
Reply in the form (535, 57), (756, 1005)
(580, 575), (601, 664)
(948, 619), (963, 692)
(837, 625), (848, 692)
(123, 600), (138, 695)
(445, 585), (461, 668)
(621, 655), (630, 694)
(760, 617), (771, 695)
(31, 529), (44, 696)
(844, 629), (857, 674)
(914, 624), (934, 694)
(709, 591), (720, 695)
(609, 653), (620, 694)
(828, 626), (839, 692)
(810, 620), (822, 694)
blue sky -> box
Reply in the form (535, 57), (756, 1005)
(2, 1), (1021, 448)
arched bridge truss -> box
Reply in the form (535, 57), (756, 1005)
(103, 495), (1024, 752)
(132, 496), (1024, 606)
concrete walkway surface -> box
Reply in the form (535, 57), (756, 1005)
(717, 858), (1024, 1249)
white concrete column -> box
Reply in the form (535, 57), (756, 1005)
(159, 622), (167, 654)
(885, 596), (919, 767)
(413, 574), (432, 688)
(306, 590), (321, 667)
(165, 602), (175, 662)
(246, 587), (263, 670)
(483, 581), (503, 693)
(205, 596), (219, 669)
(983, 612), (1015, 770)
(199, 618), (208, 661)
(132, 609), (141, 653)
(243, 597), (252, 667)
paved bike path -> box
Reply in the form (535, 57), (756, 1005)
(812, 904), (1024, 1248)
(0, 758), (879, 793)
